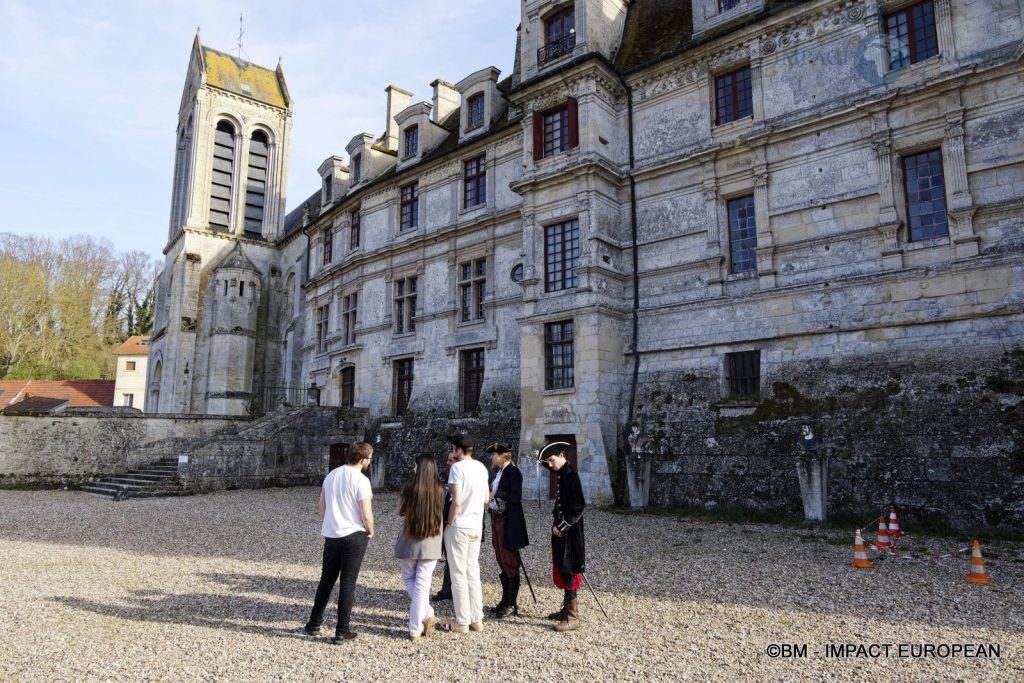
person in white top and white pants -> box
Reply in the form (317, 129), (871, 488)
(442, 433), (489, 632)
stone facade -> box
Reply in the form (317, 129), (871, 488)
(151, 1), (1024, 527)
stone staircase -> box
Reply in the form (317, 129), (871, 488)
(80, 457), (187, 500)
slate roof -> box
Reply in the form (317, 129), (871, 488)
(114, 335), (150, 356)
(0, 380), (116, 409)
(0, 396), (69, 415)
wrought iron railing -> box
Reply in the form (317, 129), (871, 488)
(537, 33), (576, 66)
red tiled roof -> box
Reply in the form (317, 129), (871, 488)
(0, 380), (115, 408)
(115, 335), (150, 356)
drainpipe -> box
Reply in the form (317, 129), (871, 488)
(611, 62), (640, 504)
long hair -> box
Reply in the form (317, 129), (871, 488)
(399, 454), (443, 540)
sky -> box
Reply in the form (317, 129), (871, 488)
(0, 0), (522, 262)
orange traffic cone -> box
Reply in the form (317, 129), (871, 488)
(965, 540), (992, 585)
(887, 506), (903, 537)
(874, 516), (893, 550)
(851, 529), (874, 569)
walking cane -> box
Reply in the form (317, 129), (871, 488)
(581, 573), (609, 619)
(518, 556), (538, 604)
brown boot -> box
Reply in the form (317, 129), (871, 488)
(553, 598), (580, 632)
(546, 594), (568, 620)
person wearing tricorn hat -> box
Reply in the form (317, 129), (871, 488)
(485, 442), (529, 618)
(441, 433), (489, 633)
(543, 443), (586, 632)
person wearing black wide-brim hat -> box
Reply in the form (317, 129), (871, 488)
(484, 442), (529, 618)
(542, 444), (586, 632)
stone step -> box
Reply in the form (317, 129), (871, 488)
(104, 477), (168, 488)
(129, 467), (178, 477)
(122, 472), (175, 482)
(80, 483), (120, 497)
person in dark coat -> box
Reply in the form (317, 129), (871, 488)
(485, 443), (529, 618)
(543, 445), (585, 632)
(430, 449), (456, 602)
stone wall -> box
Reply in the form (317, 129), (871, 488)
(636, 346), (1024, 531)
(0, 413), (244, 487)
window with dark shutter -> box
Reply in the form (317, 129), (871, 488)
(244, 131), (268, 235)
(725, 350), (760, 398)
(209, 121), (235, 232)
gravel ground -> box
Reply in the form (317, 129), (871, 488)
(0, 487), (1021, 682)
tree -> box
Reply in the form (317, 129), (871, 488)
(0, 233), (157, 380)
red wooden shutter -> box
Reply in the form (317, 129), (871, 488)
(533, 111), (544, 160)
(567, 97), (579, 149)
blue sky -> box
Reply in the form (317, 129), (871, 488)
(0, 1), (521, 261)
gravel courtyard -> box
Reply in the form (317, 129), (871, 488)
(0, 487), (1021, 682)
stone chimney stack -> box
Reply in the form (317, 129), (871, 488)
(385, 85), (413, 150)
(431, 79), (459, 123)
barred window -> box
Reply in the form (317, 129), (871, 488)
(727, 195), (757, 274)
(545, 219), (580, 292)
(464, 155), (486, 208)
(400, 182), (419, 231)
(322, 228), (333, 266)
(545, 320), (574, 390)
(725, 350), (760, 398)
(340, 366), (355, 408)
(459, 259), (487, 323)
(393, 358), (414, 414)
(342, 292), (358, 345)
(315, 304), (330, 354)
(460, 348), (485, 413)
(350, 210), (360, 250)
(394, 276), (417, 335)
(902, 149), (948, 241)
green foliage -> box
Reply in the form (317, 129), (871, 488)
(0, 233), (157, 380)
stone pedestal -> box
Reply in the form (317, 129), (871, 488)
(626, 453), (652, 510)
(796, 454), (829, 523)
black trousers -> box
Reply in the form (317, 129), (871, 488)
(307, 531), (369, 634)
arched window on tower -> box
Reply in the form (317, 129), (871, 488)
(210, 121), (236, 232)
(245, 131), (269, 236)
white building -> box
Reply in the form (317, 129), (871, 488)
(113, 335), (150, 410)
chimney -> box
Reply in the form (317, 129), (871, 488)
(431, 79), (459, 124)
(385, 85), (413, 150)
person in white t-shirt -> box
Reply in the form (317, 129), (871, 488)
(441, 433), (489, 633)
(304, 442), (375, 644)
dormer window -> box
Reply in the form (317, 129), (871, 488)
(467, 94), (485, 130)
(322, 175), (333, 204)
(539, 6), (575, 66)
(403, 125), (419, 158)
(351, 153), (362, 183)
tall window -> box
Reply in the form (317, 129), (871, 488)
(123, 393), (134, 408)
(459, 259), (487, 323)
(727, 196), (757, 274)
(460, 348), (485, 412)
(715, 66), (753, 125)
(315, 304), (330, 353)
(902, 149), (948, 241)
(209, 121), (235, 232)
(467, 93), (485, 130)
(340, 366), (355, 408)
(394, 276), (417, 334)
(351, 153), (361, 183)
(400, 182), (419, 231)
(545, 219), (580, 292)
(322, 228), (333, 266)
(464, 155), (487, 208)
(244, 131), (268, 235)
(539, 6), (575, 65)
(885, 0), (939, 69)
(725, 350), (760, 398)
(342, 292), (358, 345)
(393, 358), (414, 414)
(545, 320), (574, 390)
(404, 125), (419, 158)
(322, 175), (333, 204)
(350, 210), (361, 249)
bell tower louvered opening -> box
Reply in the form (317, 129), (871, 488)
(209, 121), (236, 233)
(245, 131), (268, 236)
